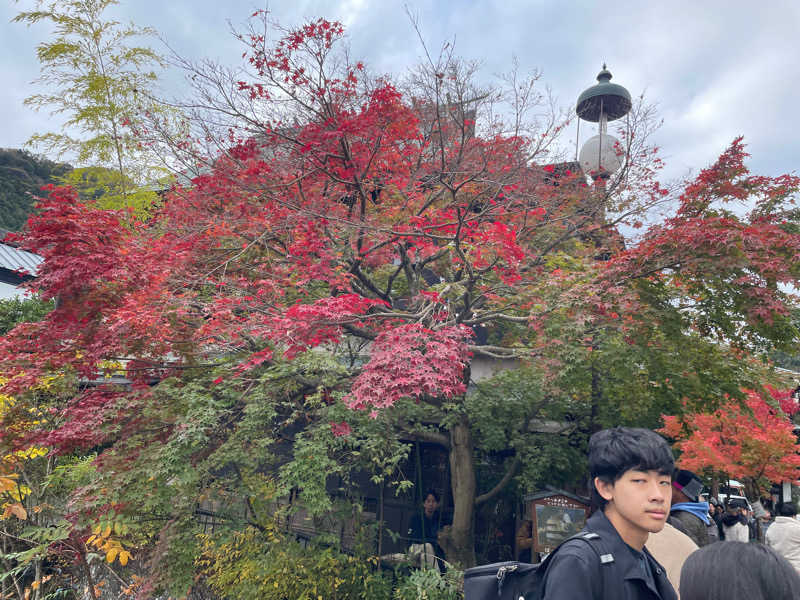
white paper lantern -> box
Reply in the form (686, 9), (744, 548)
(578, 134), (624, 178)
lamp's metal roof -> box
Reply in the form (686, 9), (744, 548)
(0, 241), (43, 277)
(576, 65), (632, 123)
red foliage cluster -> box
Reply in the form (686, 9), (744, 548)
(604, 138), (800, 337)
(0, 16), (797, 458)
(330, 421), (352, 437)
(39, 388), (122, 455)
(661, 386), (800, 487)
(346, 324), (473, 411)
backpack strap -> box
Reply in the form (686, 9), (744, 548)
(576, 531), (617, 600)
(539, 530), (617, 599)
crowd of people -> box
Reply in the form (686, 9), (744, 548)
(655, 468), (800, 598)
(414, 427), (800, 599)
(666, 470), (776, 547)
(663, 467), (800, 572)
(534, 429), (800, 600)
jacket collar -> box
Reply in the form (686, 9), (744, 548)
(586, 509), (626, 540)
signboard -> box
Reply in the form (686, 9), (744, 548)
(529, 493), (589, 554)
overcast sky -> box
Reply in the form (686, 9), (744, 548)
(2, 0), (799, 184)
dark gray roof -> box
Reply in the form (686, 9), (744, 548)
(523, 489), (590, 505)
(0, 241), (43, 277)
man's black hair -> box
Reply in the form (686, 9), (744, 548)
(778, 501), (797, 517)
(423, 488), (441, 503)
(680, 541), (800, 600)
(588, 427), (675, 509)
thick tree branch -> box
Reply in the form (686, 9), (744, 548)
(475, 456), (520, 506)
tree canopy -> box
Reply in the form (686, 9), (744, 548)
(0, 148), (70, 231)
(14, 0), (166, 207)
(661, 386), (800, 499)
(1, 12), (799, 596)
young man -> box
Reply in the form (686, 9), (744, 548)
(542, 427), (678, 600)
(407, 489), (446, 569)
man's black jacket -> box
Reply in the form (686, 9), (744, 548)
(542, 510), (678, 600)
(668, 509), (710, 546)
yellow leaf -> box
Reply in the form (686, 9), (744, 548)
(93, 524), (101, 535)
(119, 550), (131, 566)
(2, 503), (27, 520)
(106, 547), (119, 563)
(103, 525), (112, 537)
(0, 476), (18, 492)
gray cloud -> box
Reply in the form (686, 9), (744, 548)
(2, 0), (798, 181)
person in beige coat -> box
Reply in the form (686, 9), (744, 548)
(647, 522), (699, 599)
(765, 501), (800, 574)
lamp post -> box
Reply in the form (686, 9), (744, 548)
(576, 64), (632, 181)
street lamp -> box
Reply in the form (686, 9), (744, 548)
(576, 65), (632, 181)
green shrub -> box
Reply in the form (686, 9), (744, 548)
(198, 526), (392, 600)
(394, 567), (463, 600)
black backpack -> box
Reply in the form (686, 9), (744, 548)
(463, 531), (616, 600)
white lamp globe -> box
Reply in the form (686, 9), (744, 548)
(578, 134), (624, 178)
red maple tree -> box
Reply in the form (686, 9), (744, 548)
(1, 14), (798, 572)
(661, 387), (800, 497)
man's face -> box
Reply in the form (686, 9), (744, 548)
(596, 469), (672, 548)
(423, 494), (439, 517)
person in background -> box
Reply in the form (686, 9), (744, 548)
(757, 509), (772, 542)
(667, 469), (710, 547)
(645, 521), (698, 598)
(706, 500), (719, 543)
(515, 518), (534, 563)
(407, 489), (446, 569)
(720, 501), (749, 542)
(765, 501), (800, 574)
(680, 541), (800, 600)
(744, 507), (757, 540)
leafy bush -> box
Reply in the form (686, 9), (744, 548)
(198, 526), (392, 600)
(0, 296), (53, 335)
(394, 567), (463, 600)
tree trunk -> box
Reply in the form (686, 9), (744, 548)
(443, 415), (477, 568)
(744, 477), (760, 502)
(377, 479), (385, 558)
(710, 475), (719, 498)
(33, 559), (41, 600)
(589, 345), (602, 434)
(79, 552), (99, 600)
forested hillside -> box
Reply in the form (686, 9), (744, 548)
(0, 148), (71, 231)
